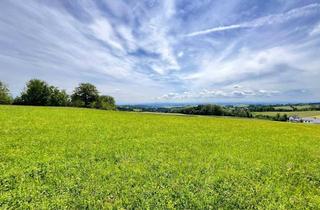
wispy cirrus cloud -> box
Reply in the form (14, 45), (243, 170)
(185, 3), (320, 37)
(0, 0), (319, 103)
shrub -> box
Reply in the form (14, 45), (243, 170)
(93, 95), (116, 110)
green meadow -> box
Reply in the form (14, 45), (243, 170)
(1, 105), (320, 209)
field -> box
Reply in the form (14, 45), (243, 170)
(273, 105), (314, 111)
(1, 106), (320, 209)
(274, 106), (294, 111)
(253, 111), (320, 118)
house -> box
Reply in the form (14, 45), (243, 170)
(288, 116), (302, 123)
(288, 116), (320, 124)
(301, 117), (320, 124)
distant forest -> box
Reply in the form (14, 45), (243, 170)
(118, 102), (320, 122)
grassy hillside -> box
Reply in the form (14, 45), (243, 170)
(253, 111), (320, 118)
(1, 105), (320, 209)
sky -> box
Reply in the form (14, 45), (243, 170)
(0, 0), (320, 104)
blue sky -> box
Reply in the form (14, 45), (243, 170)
(0, 0), (319, 104)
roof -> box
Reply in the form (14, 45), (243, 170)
(301, 117), (320, 123)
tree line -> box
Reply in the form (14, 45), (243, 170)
(0, 79), (115, 110)
(118, 104), (291, 121)
(247, 104), (320, 112)
(254, 113), (288, 122)
(119, 104), (253, 118)
(170, 104), (253, 118)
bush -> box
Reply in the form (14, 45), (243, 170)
(71, 99), (85, 107)
(13, 96), (23, 105)
(93, 95), (116, 110)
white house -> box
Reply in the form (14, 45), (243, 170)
(289, 116), (320, 124)
(301, 117), (320, 124)
(288, 116), (301, 123)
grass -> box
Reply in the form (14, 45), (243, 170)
(253, 111), (320, 118)
(1, 105), (320, 209)
(274, 106), (294, 111)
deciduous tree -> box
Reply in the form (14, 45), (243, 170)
(71, 83), (99, 107)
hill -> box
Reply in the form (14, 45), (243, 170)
(0, 105), (320, 208)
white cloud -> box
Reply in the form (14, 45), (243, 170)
(157, 88), (280, 100)
(184, 46), (301, 86)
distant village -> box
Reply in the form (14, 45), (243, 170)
(288, 116), (320, 124)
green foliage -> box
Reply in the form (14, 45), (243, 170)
(248, 105), (276, 112)
(7, 79), (116, 110)
(48, 86), (69, 106)
(14, 79), (69, 106)
(0, 81), (12, 104)
(170, 104), (252, 118)
(92, 95), (116, 110)
(231, 107), (253, 118)
(274, 113), (288, 121)
(254, 113), (288, 121)
(13, 96), (23, 105)
(249, 104), (320, 112)
(18, 79), (51, 105)
(70, 99), (85, 107)
(71, 83), (99, 107)
(120, 105), (253, 118)
(1, 106), (320, 209)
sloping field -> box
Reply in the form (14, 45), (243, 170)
(253, 111), (320, 118)
(1, 105), (320, 209)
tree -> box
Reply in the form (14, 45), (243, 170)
(13, 96), (23, 105)
(0, 81), (12, 104)
(93, 95), (116, 110)
(198, 104), (224, 115)
(48, 86), (69, 106)
(71, 83), (99, 107)
(19, 79), (51, 105)
(232, 107), (252, 118)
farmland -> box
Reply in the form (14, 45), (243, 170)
(1, 105), (320, 209)
(273, 105), (315, 111)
